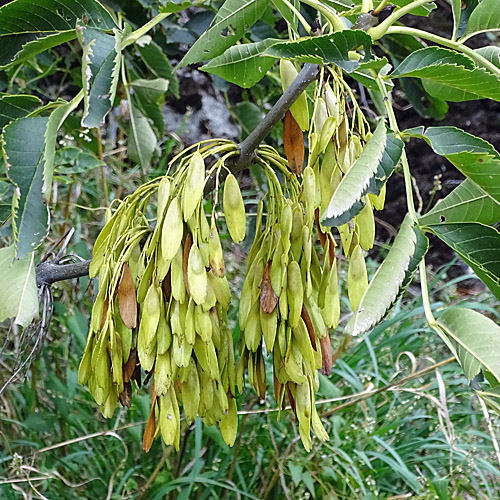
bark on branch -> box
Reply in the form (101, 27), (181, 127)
(35, 63), (320, 287)
(36, 260), (91, 287)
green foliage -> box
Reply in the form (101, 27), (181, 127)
(390, 47), (500, 102)
(1, 0), (500, 497)
(0, 0), (116, 69)
(0, 245), (38, 326)
(267, 30), (373, 71)
(345, 216), (427, 336)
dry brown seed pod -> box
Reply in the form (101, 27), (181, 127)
(143, 388), (157, 453)
(260, 260), (278, 314)
(319, 333), (333, 376)
(283, 110), (304, 175)
(118, 262), (137, 329)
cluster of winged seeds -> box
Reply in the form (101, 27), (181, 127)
(80, 64), (384, 451)
(79, 140), (244, 450)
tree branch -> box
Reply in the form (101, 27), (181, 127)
(35, 63), (319, 287)
(234, 62), (319, 172)
(36, 260), (91, 288)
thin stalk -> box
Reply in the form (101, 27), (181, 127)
(384, 26), (500, 80)
(368, 0), (434, 39)
(299, 0), (345, 32)
(280, 0), (312, 33)
(372, 0), (388, 15)
(418, 258), (438, 327)
(375, 74), (418, 222)
(97, 128), (109, 206)
(121, 12), (169, 48)
(361, 0), (373, 14)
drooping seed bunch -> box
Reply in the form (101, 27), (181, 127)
(236, 149), (341, 451)
(285, 65), (382, 317)
(78, 140), (246, 450)
(80, 62), (392, 453)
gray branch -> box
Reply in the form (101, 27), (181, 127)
(234, 62), (319, 172)
(35, 63), (319, 288)
(36, 260), (91, 288)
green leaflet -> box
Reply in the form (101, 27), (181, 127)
(131, 78), (169, 137)
(423, 222), (500, 301)
(452, 0), (478, 39)
(403, 125), (497, 156)
(345, 215), (427, 336)
(80, 27), (122, 129)
(0, 244), (38, 327)
(179, 0), (270, 67)
(266, 31), (373, 73)
(404, 126), (500, 205)
(159, 1), (191, 13)
(463, 0), (500, 40)
(4, 93), (82, 256)
(0, 94), (41, 128)
(419, 179), (500, 226)
(475, 46), (500, 70)
(5, 116), (49, 257)
(201, 39), (278, 88)
(321, 122), (402, 225)
(436, 308), (500, 383)
(128, 105), (157, 169)
(0, 0), (116, 69)
(390, 47), (500, 102)
(136, 37), (179, 98)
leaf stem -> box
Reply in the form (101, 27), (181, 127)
(418, 258), (438, 327)
(299, 0), (345, 32)
(121, 13), (169, 48)
(375, 74), (418, 223)
(384, 26), (500, 79)
(368, 0), (434, 39)
(375, 74), (440, 328)
(280, 0), (312, 34)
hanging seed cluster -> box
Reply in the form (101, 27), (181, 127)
(80, 64), (388, 452)
(79, 141), (245, 450)
(236, 153), (338, 451)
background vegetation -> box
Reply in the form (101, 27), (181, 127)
(1, 0), (500, 498)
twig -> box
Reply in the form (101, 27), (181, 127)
(234, 63), (319, 172)
(35, 260), (91, 288)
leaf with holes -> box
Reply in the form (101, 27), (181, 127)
(436, 308), (500, 382)
(201, 39), (278, 88)
(0, 245), (38, 327)
(424, 222), (500, 301)
(79, 26), (122, 128)
(404, 125), (500, 204)
(179, 0), (270, 67)
(0, 0), (116, 69)
(419, 179), (500, 226)
(344, 215), (427, 336)
(266, 30), (372, 72)
(390, 47), (500, 102)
